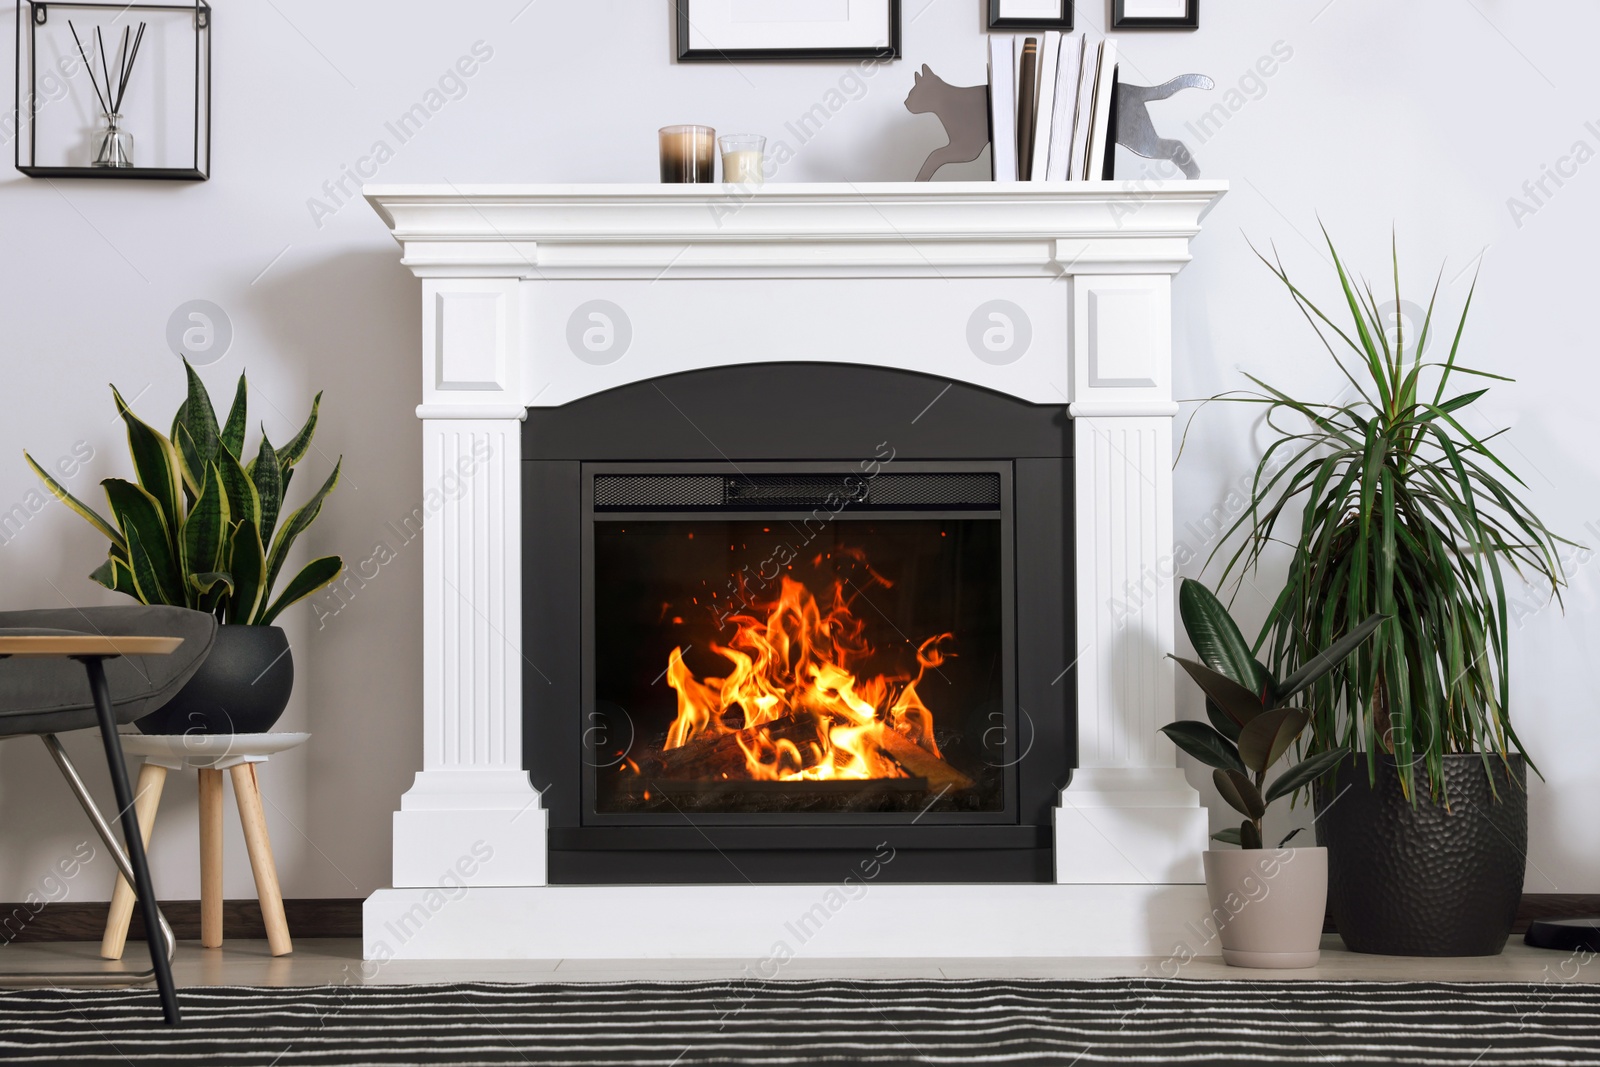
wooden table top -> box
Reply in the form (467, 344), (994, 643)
(0, 636), (183, 657)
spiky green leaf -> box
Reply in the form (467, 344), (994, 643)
(252, 434), (284, 548)
(277, 391), (322, 469)
(101, 478), (183, 606)
(227, 522), (267, 625)
(257, 555), (343, 625)
(219, 374), (248, 459)
(111, 385), (185, 532)
(265, 457), (341, 595)
(25, 451), (125, 550)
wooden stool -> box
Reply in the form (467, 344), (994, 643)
(101, 731), (309, 959)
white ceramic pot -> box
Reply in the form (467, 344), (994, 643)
(1202, 846), (1328, 968)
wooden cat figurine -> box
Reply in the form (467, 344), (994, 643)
(905, 64), (990, 182)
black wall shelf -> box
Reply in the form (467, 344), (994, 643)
(13, 1), (211, 180)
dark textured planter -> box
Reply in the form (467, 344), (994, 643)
(136, 624), (294, 735)
(1315, 753), (1526, 957)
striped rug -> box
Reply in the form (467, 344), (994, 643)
(2, 978), (1598, 1065)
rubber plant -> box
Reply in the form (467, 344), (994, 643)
(1162, 578), (1384, 848)
(1209, 233), (1567, 801)
(24, 360), (343, 625)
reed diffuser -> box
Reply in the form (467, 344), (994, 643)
(70, 20), (148, 168)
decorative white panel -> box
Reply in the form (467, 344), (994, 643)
(1074, 275), (1171, 404)
(423, 280), (521, 400)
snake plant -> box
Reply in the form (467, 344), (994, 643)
(25, 361), (343, 626)
(1209, 232), (1567, 801)
(1162, 579), (1384, 849)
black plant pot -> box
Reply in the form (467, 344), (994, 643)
(1315, 753), (1526, 956)
(136, 624), (294, 735)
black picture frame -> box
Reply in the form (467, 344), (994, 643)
(987, 0), (1073, 30)
(1111, 0), (1198, 30)
(676, 0), (901, 62)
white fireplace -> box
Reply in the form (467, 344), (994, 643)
(362, 180), (1228, 960)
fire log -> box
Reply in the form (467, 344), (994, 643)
(645, 713), (827, 781)
(874, 729), (975, 792)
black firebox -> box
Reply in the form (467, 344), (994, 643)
(523, 363), (1074, 883)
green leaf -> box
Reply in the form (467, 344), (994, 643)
(219, 374), (249, 459)
(181, 463), (230, 583)
(111, 385), (185, 533)
(24, 451), (125, 551)
(1275, 613), (1388, 701)
(1278, 827), (1304, 848)
(1178, 578), (1270, 693)
(180, 358), (221, 470)
(1158, 720), (1246, 774)
(1205, 698), (1242, 743)
(215, 442), (262, 533)
(193, 571), (234, 617)
(277, 391), (322, 469)
(1214, 768), (1266, 819)
(227, 522), (267, 625)
(1211, 827), (1244, 847)
(1265, 747), (1349, 805)
(173, 422), (206, 501)
(90, 555), (138, 597)
(123, 526), (159, 606)
(189, 571), (234, 597)
(252, 434), (284, 548)
(1237, 707), (1310, 775)
(101, 478), (184, 606)
(265, 458), (341, 597)
(1170, 656), (1267, 732)
(1239, 820), (1263, 850)
(257, 555), (343, 625)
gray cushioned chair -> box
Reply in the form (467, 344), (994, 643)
(0, 605), (217, 1025)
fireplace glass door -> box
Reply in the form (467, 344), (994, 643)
(585, 463), (1013, 822)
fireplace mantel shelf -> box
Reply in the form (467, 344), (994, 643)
(363, 180), (1230, 961)
(366, 180), (1227, 279)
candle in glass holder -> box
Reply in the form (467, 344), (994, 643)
(659, 125), (717, 183)
(719, 134), (766, 185)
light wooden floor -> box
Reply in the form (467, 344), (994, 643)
(3, 936), (1594, 986)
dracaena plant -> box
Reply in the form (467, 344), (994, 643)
(1161, 579), (1384, 849)
(1211, 233), (1567, 801)
(25, 360), (343, 626)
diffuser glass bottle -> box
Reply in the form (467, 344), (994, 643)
(93, 113), (134, 168)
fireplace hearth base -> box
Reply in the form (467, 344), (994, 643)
(364, 883), (1209, 960)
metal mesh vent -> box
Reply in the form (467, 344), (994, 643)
(593, 472), (1000, 511)
(594, 476), (723, 509)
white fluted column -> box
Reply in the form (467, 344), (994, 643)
(392, 276), (546, 888)
(1054, 274), (1207, 885)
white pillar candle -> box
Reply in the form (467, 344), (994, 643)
(722, 150), (764, 185)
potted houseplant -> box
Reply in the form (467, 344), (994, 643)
(1212, 234), (1567, 955)
(25, 360), (343, 734)
(1162, 578), (1382, 968)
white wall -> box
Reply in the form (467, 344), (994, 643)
(2, 0), (1596, 905)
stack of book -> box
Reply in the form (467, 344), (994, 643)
(989, 32), (1118, 182)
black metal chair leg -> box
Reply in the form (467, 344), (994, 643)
(80, 656), (181, 1026)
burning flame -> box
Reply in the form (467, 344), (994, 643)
(663, 571), (951, 782)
